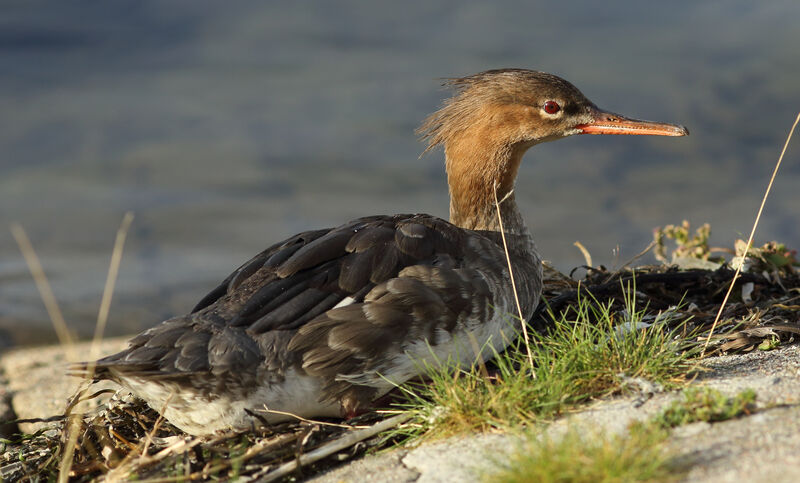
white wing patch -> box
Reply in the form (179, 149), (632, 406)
(333, 296), (356, 309)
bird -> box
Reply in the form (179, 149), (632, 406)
(75, 69), (688, 436)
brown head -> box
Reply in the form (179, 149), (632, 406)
(418, 69), (688, 230)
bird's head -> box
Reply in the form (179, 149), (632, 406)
(418, 68), (687, 153)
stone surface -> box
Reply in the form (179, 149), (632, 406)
(307, 449), (418, 483)
(0, 337), (129, 433)
(401, 434), (510, 483)
(674, 405), (800, 482)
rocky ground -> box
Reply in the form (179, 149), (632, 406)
(2, 337), (800, 482)
(307, 344), (800, 483)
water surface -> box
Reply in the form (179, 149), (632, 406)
(2, 0), (799, 344)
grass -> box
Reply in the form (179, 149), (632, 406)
(650, 387), (756, 429)
(481, 387), (757, 483)
(392, 282), (700, 441)
(486, 424), (676, 483)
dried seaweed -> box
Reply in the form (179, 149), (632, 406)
(1, 391), (405, 481)
(538, 263), (800, 355)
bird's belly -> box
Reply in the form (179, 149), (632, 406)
(115, 367), (341, 436)
(360, 307), (522, 391)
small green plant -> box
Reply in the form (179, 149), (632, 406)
(651, 387), (756, 429)
(393, 283), (699, 441)
(486, 424), (676, 483)
(758, 336), (780, 351)
(653, 220), (724, 264)
(732, 239), (800, 274)
(654, 220), (799, 274)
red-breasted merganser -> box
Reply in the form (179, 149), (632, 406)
(77, 69), (687, 435)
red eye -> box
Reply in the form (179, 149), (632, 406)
(543, 100), (560, 114)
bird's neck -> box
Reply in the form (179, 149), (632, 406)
(445, 132), (533, 235)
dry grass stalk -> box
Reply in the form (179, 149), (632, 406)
(701, 112), (800, 357)
(10, 223), (79, 482)
(141, 393), (173, 457)
(10, 224), (76, 358)
(64, 212), (135, 482)
(573, 241), (593, 267)
(91, 211), (134, 361)
(259, 406), (370, 429)
(493, 183), (535, 375)
(104, 435), (204, 482)
(612, 240), (656, 275)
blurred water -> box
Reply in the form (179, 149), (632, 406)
(2, 0), (799, 345)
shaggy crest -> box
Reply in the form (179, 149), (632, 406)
(417, 69), (589, 153)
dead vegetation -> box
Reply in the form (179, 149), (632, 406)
(1, 392), (407, 481)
